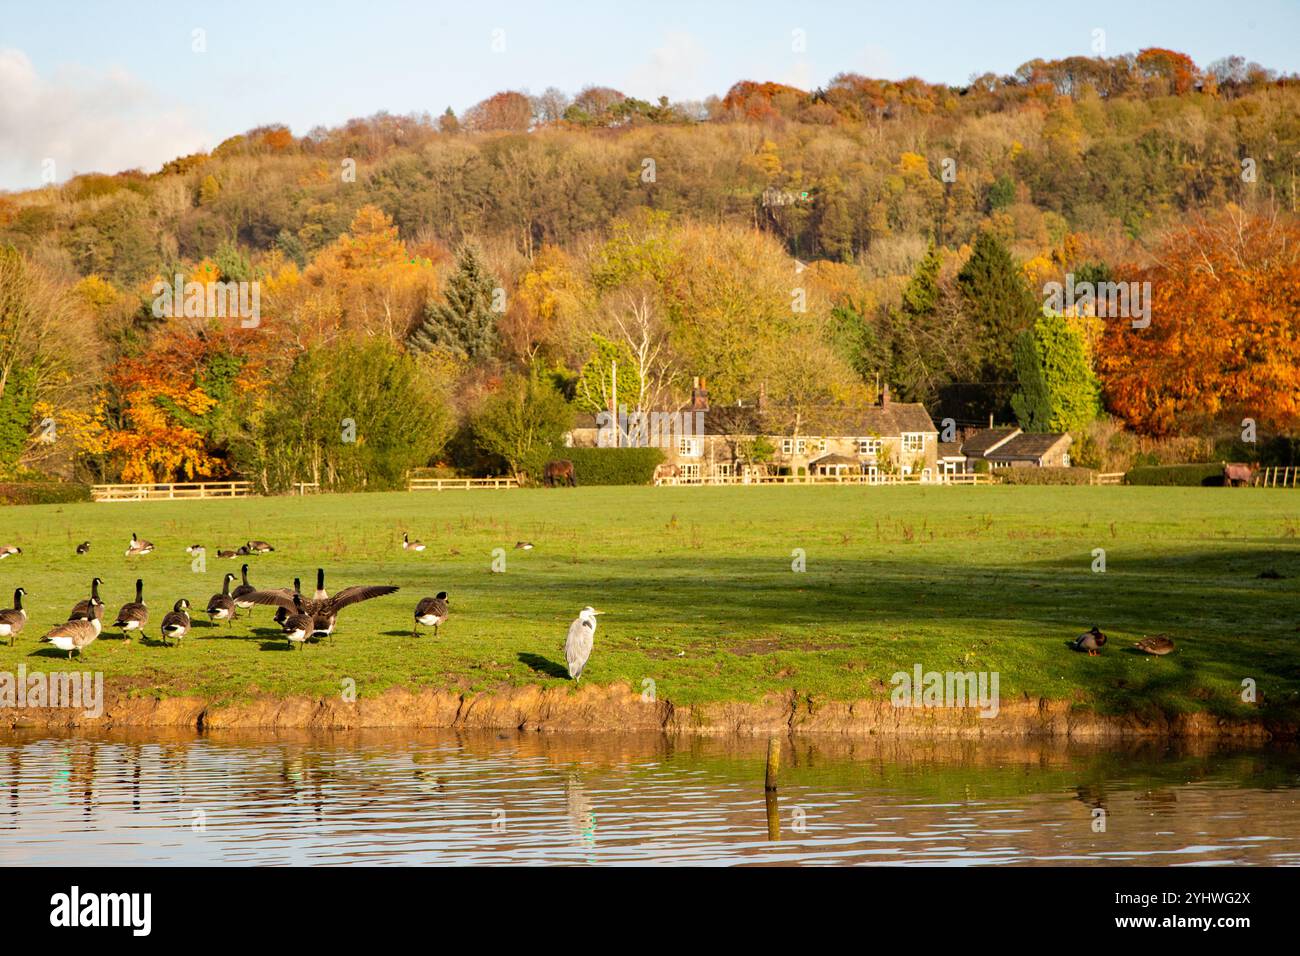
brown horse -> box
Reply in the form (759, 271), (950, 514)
(543, 459), (577, 487)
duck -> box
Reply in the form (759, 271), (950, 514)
(0, 587), (27, 646)
(68, 577), (105, 626)
(0, 545), (21, 559)
(402, 533), (426, 552)
(413, 591), (450, 637)
(243, 567), (398, 641)
(125, 532), (154, 557)
(75, 541), (91, 555)
(232, 564), (257, 611)
(1134, 634), (1176, 656)
(1069, 626), (1107, 656)
(159, 599), (191, 647)
(245, 540), (275, 554)
(514, 541), (534, 550)
(206, 573), (237, 625)
(111, 578), (149, 639)
(281, 595), (312, 651)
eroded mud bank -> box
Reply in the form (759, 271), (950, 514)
(0, 682), (1291, 740)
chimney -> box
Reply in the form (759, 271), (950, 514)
(880, 383), (891, 407)
(691, 376), (710, 412)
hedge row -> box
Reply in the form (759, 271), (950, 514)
(560, 447), (665, 485)
(1125, 463), (1225, 486)
(997, 466), (1097, 485)
(0, 482), (93, 505)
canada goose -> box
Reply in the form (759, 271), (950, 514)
(246, 540), (275, 554)
(413, 591), (449, 637)
(514, 541), (534, 550)
(111, 578), (149, 638)
(565, 607), (603, 681)
(235, 544), (251, 556)
(281, 595), (312, 650)
(402, 533), (426, 552)
(232, 564), (257, 611)
(1135, 634), (1176, 656)
(43, 586), (100, 658)
(216, 549), (237, 559)
(1069, 626), (1107, 656)
(0, 545), (21, 559)
(125, 533), (154, 557)
(206, 573), (237, 625)
(159, 599), (191, 647)
(75, 541), (91, 555)
(69, 577), (105, 626)
(0, 588), (27, 646)
(243, 567), (398, 640)
(273, 578), (302, 627)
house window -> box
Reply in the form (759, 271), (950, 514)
(716, 462), (733, 478)
(678, 437), (702, 458)
(816, 439), (827, 453)
(858, 437), (882, 456)
(781, 438), (793, 454)
(902, 433), (926, 453)
(794, 438), (807, 455)
(678, 463), (700, 479)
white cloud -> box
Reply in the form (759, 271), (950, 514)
(0, 48), (210, 191)
(625, 32), (708, 102)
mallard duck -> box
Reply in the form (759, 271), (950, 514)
(1069, 626), (1107, 656)
(1134, 634), (1176, 656)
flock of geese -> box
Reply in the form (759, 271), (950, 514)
(0, 533), (604, 679)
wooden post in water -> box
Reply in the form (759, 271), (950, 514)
(764, 736), (781, 791)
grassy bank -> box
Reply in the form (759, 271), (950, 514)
(1, 486), (1297, 722)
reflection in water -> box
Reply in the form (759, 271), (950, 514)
(0, 728), (1297, 866)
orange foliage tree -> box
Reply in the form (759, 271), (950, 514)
(1096, 207), (1300, 437)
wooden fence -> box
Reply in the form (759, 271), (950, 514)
(1253, 466), (1299, 488)
(91, 481), (253, 502)
(407, 477), (520, 491)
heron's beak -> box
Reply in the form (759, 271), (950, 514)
(593, 609), (604, 615)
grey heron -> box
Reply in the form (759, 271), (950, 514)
(564, 606), (603, 681)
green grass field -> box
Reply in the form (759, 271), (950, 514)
(1, 486), (1297, 718)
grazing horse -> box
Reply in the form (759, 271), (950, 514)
(543, 459), (577, 487)
(1223, 462), (1254, 487)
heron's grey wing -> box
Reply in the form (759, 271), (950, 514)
(329, 585), (400, 611)
(243, 589), (298, 609)
(565, 619), (592, 678)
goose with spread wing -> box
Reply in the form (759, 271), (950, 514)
(242, 568), (398, 640)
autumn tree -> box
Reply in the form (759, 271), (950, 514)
(471, 369), (573, 481)
(1096, 208), (1300, 436)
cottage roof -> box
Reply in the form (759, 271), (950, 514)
(987, 432), (1072, 462)
(961, 427), (1021, 457)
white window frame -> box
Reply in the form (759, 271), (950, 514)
(678, 437), (703, 458)
(716, 462), (733, 478)
(678, 463), (700, 479)
(781, 438), (793, 454)
(858, 437), (882, 456)
(902, 433), (926, 454)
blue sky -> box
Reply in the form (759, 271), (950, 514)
(2, 0), (1298, 190)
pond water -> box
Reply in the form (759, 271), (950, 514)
(1, 729), (1297, 865)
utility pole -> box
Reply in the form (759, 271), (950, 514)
(611, 360), (618, 448)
